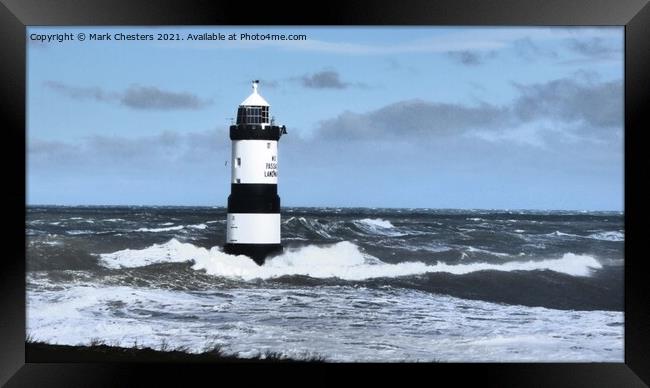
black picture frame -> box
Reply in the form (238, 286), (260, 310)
(2, 0), (649, 385)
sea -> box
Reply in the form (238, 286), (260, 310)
(26, 206), (624, 362)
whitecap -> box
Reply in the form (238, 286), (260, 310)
(588, 231), (624, 242)
(356, 218), (394, 229)
(97, 239), (603, 280)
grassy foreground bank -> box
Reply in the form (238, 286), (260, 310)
(26, 340), (327, 363)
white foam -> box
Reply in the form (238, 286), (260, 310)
(97, 239), (603, 279)
(548, 231), (582, 238)
(43, 240), (63, 246)
(134, 223), (207, 233)
(588, 231), (624, 242)
(98, 239), (201, 269)
(548, 231), (624, 242)
(136, 225), (184, 232)
(66, 230), (95, 235)
(356, 218), (394, 229)
(26, 283), (624, 362)
(353, 218), (407, 237)
(466, 247), (511, 257)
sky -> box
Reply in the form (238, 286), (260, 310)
(27, 27), (624, 210)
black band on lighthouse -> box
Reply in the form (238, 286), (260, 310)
(223, 243), (283, 265)
(230, 124), (284, 141)
(228, 189), (280, 213)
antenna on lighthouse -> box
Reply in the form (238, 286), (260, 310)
(252, 80), (260, 93)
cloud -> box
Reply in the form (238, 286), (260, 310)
(446, 50), (497, 66)
(43, 81), (115, 102)
(512, 77), (622, 129)
(314, 75), (622, 144)
(315, 100), (511, 140)
(566, 37), (618, 59)
(298, 70), (358, 89)
(28, 128), (229, 172)
(43, 81), (211, 110)
(121, 85), (210, 110)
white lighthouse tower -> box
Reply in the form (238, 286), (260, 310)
(224, 80), (287, 265)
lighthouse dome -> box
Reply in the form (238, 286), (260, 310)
(236, 81), (271, 125)
(240, 80), (269, 107)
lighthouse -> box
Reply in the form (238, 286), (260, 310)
(224, 80), (287, 265)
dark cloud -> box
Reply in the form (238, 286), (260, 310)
(300, 70), (348, 89)
(315, 99), (511, 140)
(447, 51), (482, 66)
(512, 78), (623, 129)
(314, 76), (622, 142)
(297, 70), (370, 90)
(121, 85), (209, 110)
(446, 50), (497, 66)
(566, 37), (618, 59)
(43, 81), (211, 110)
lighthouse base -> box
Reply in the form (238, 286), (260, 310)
(223, 243), (283, 266)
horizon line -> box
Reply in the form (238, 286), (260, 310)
(25, 203), (624, 213)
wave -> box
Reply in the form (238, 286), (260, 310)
(135, 223), (208, 233)
(356, 218), (394, 229)
(547, 231), (583, 238)
(25, 282), (624, 362)
(282, 216), (417, 239)
(136, 225), (184, 232)
(97, 239), (603, 280)
(65, 230), (95, 235)
(99, 239), (200, 268)
(283, 217), (336, 239)
(547, 230), (624, 242)
(588, 231), (624, 242)
(465, 246), (514, 257)
(351, 218), (406, 237)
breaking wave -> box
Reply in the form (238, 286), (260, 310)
(356, 218), (394, 229)
(282, 216), (407, 238)
(588, 231), (624, 242)
(97, 239), (603, 280)
(547, 230), (624, 242)
(135, 223), (208, 233)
